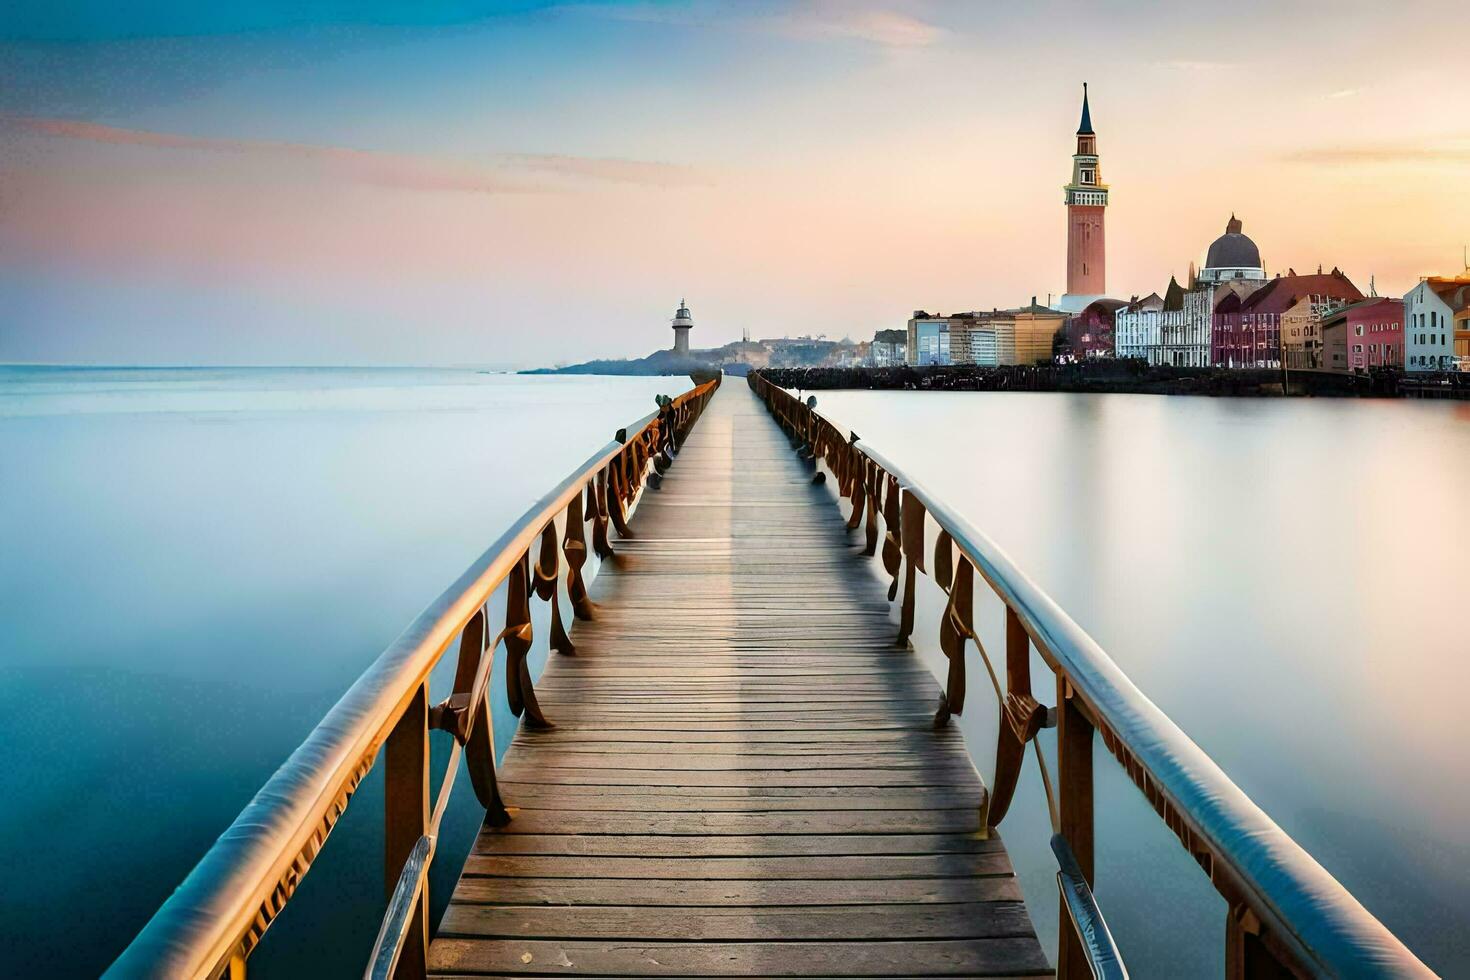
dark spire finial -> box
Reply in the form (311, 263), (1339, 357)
(1076, 82), (1094, 135)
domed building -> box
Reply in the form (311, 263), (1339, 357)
(1197, 215), (1266, 285)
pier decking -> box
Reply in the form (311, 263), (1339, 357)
(428, 384), (1050, 978)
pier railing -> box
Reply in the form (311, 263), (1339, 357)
(748, 370), (1432, 980)
(108, 377), (720, 980)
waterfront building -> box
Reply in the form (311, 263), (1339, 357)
(1197, 216), (1267, 286)
(949, 318), (1001, 366)
(906, 307), (1051, 366)
(671, 299), (694, 355)
(1158, 277), (1216, 368)
(1281, 294), (1352, 371)
(1114, 292), (1164, 362)
(1317, 297), (1403, 372)
(907, 312), (952, 365)
(1063, 298), (1124, 359)
(1058, 84), (1108, 314)
(1213, 269), (1362, 368)
(996, 299), (1067, 365)
(870, 329), (907, 367)
(1403, 277), (1470, 372)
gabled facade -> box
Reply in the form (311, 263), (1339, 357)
(1114, 292), (1165, 362)
(1160, 277), (1213, 367)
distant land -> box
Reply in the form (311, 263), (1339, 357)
(522, 336), (863, 378)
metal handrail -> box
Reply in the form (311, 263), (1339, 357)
(108, 378), (720, 980)
(748, 370), (1434, 979)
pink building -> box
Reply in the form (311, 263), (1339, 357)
(1320, 298), (1403, 372)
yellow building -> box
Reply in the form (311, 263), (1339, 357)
(994, 299), (1067, 365)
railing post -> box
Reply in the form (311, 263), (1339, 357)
(384, 682), (429, 980)
(1057, 675), (1095, 980)
(1226, 904), (1295, 979)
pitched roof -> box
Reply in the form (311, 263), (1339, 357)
(1319, 296), (1399, 328)
(1240, 270), (1363, 314)
(1426, 277), (1470, 310)
(1077, 83), (1094, 135)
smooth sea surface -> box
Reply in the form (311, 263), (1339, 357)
(3, 373), (1467, 977)
(810, 389), (1470, 977)
(0, 367), (692, 978)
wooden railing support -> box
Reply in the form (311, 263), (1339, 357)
(1057, 676), (1096, 980)
(986, 607), (1039, 829)
(383, 682), (429, 980)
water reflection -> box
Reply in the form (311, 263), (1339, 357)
(816, 390), (1469, 976)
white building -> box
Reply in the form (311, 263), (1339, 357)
(1114, 292), (1164, 362)
(1159, 278), (1213, 367)
(1197, 216), (1267, 286)
(1404, 278), (1470, 372)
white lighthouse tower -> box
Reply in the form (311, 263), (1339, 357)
(671, 299), (693, 356)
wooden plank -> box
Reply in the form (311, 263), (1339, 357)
(447, 876), (1026, 907)
(483, 809), (985, 836)
(460, 852), (1015, 880)
(469, 833), (1006, 859)
(437, 902), (1036, 941)
(429, 937), (1052, 976)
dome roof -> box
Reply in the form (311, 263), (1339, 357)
(1205, 215), (1262, 270)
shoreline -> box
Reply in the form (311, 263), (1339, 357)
(754, 363), (1470, 400)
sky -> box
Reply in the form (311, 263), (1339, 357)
(2, 0), (1467, 367)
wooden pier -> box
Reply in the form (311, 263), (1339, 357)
(427, 384), (1049, 978)
(112, 371), (1433, 980)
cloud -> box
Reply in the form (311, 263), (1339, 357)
(1284, 140), (1470, 166)
(770, 5), (944, 47)
(563, 1), (945, 49)
(499, 153), (712, 187)
(1327, 88), (1360, 99)
(0, 115), (707, 193)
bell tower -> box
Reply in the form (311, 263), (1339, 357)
(1063, 83), (1107, 297)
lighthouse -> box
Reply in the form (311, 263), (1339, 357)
(1059, 83), (1109, 313)
(671, 299), (693, 355)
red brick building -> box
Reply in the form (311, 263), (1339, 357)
(1212, 269), (1363, 368)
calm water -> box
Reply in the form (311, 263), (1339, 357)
(0, 368), (691, 978)
(811, 389), (1470, 977)
(4, 375), (1466, 977)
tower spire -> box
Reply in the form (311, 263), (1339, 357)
(1077, 82), (1094, 135)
